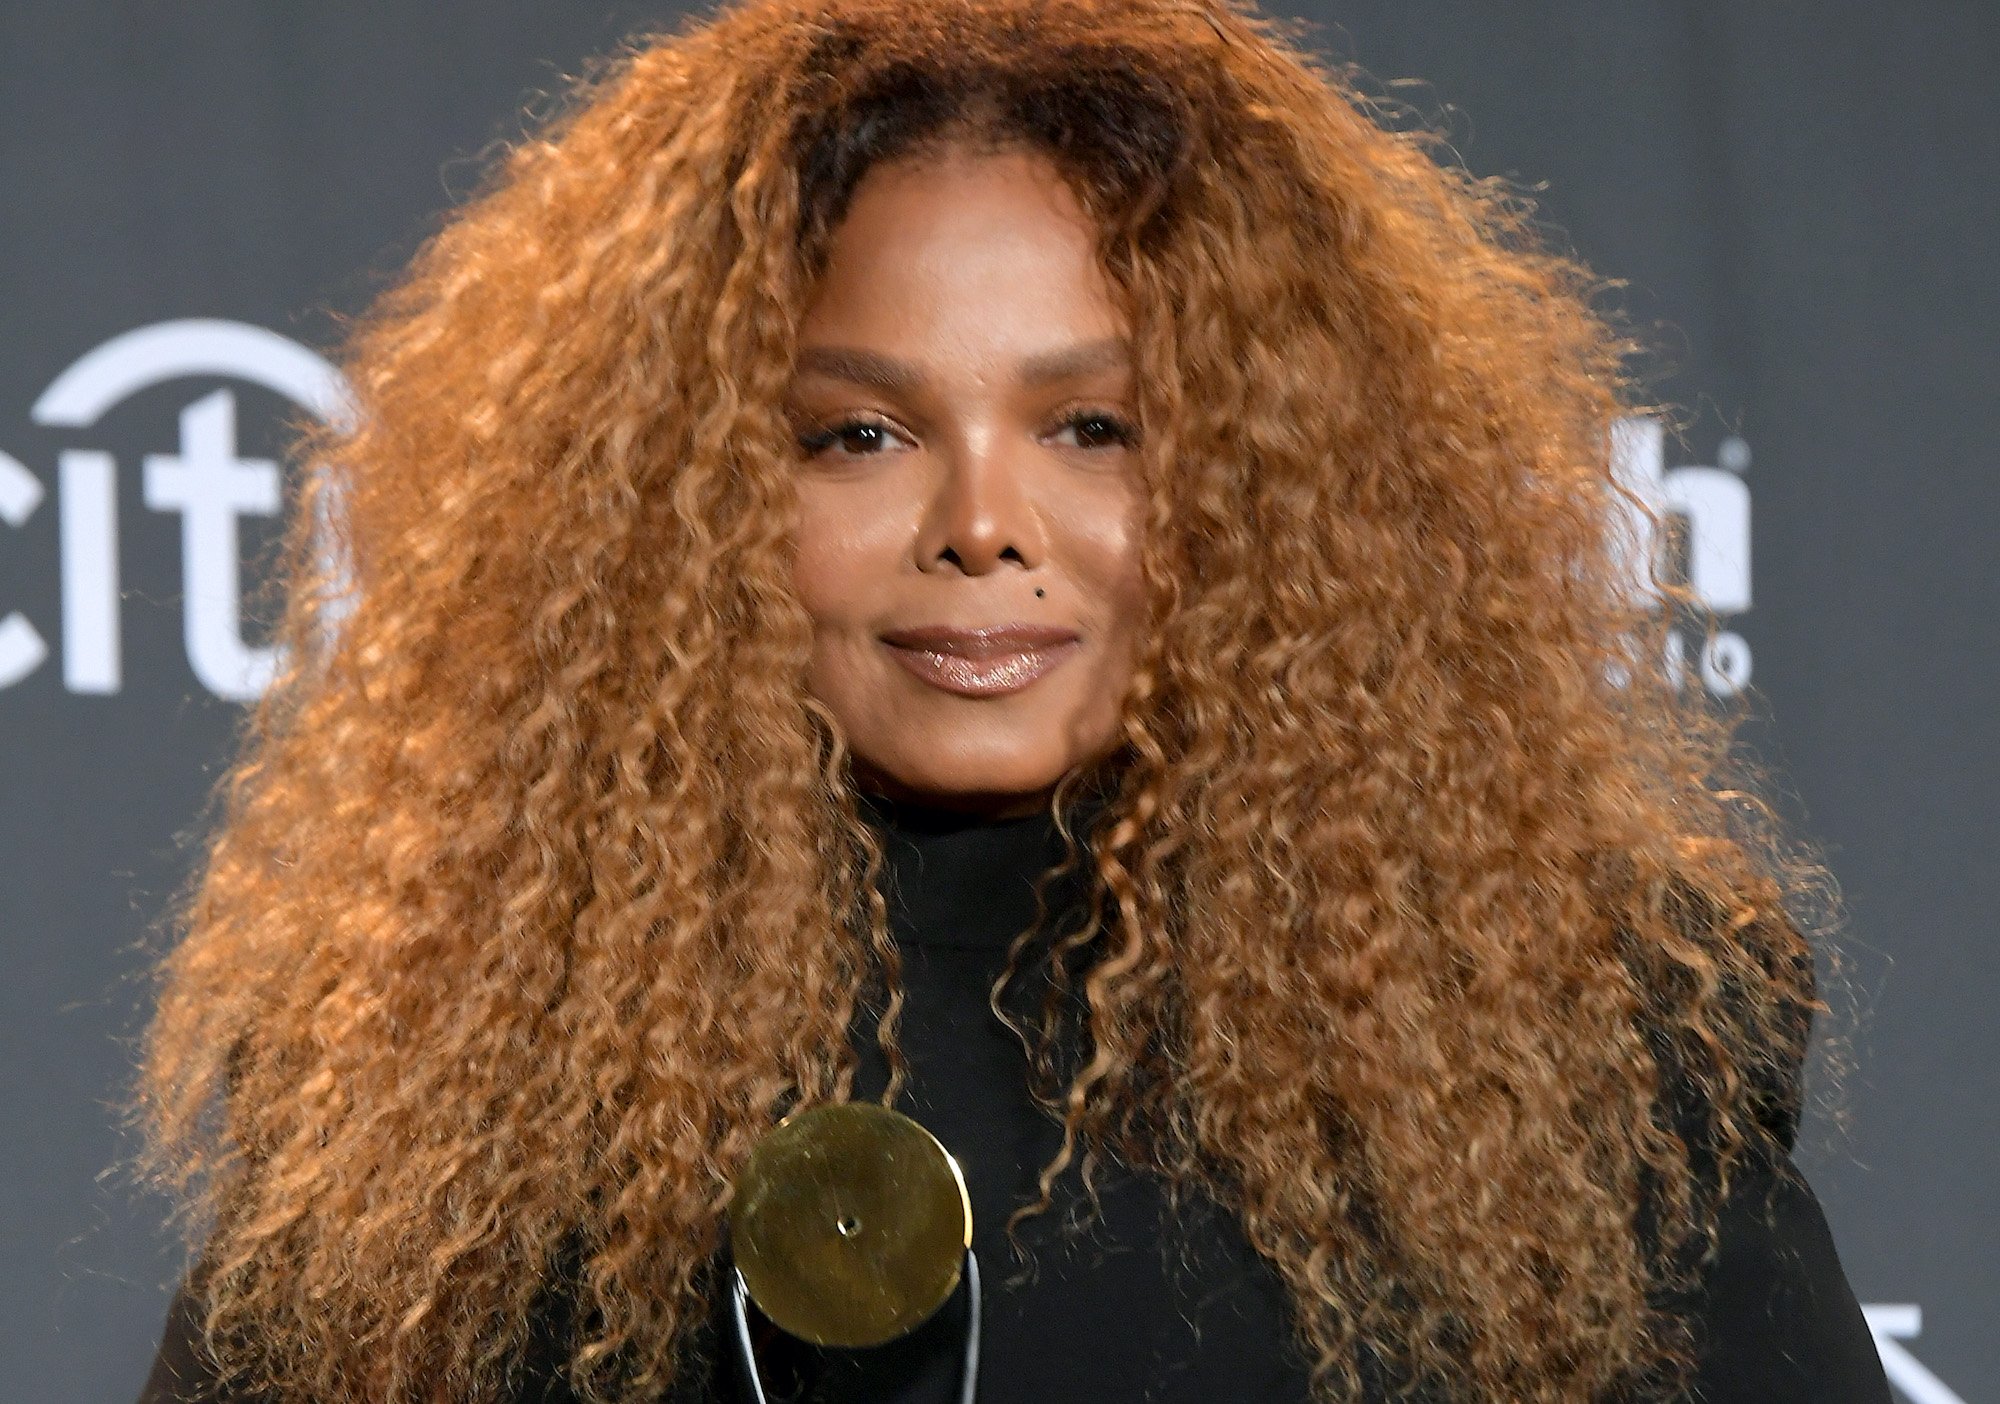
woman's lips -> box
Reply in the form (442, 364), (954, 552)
(879, 624), (1082, 698)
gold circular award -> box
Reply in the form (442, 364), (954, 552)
(727, 1101), (973, 1348)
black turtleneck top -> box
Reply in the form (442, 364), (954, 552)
(137, 795), (1889, 1403)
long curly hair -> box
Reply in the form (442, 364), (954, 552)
(129, 1), (1846, 1400)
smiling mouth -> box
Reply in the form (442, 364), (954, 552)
(878, 624), (1082, 698)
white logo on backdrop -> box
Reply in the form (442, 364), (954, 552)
(1864, 1305), (1968, 1404)
(1, 318), (351, 699)
(1609, 415), (1754, 697)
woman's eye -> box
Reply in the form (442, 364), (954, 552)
(796, 417), (901, 459)
(1054, 410), (1138, 450)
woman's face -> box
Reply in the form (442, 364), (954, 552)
(786, 144), (1146, 818)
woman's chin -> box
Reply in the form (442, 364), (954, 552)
(852, 757), (1069, 817)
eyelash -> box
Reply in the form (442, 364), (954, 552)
(794, 407), (1138, 459)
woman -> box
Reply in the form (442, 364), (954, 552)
(131, 1), (1888, 1400)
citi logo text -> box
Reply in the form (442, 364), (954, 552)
(0, 319), (349, 700)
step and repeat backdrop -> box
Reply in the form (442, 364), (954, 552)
(4, 4), (1993, 1399)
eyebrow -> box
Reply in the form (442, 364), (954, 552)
(791, 336), (1130, 393)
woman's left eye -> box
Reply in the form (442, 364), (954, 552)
(1051, 409), (1138, 450)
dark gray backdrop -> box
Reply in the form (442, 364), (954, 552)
(4, 4), (1992, 1399)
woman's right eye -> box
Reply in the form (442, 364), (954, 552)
(796, 417), (903, 458)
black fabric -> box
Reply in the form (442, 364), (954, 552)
(728, 791), (1327, 1403)
(137, 794), (1889, 1403)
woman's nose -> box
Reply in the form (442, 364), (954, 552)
(918, 435), (1045, 577)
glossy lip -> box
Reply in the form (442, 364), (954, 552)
(879, 623), (1082, 698)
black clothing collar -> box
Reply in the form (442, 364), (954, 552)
(856, 789), (1100, 953)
